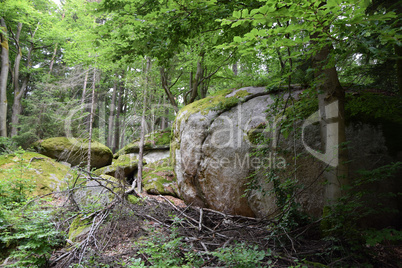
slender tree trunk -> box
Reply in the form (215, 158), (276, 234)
(313, 43), (348, 205)
(107, 78), (117, 148)
(0, 18), (9, 137)
(161, 95), (167, 130)
(10, 23), (26, 137)
(87, 69), (96, 172)
(48, 44), (58, 75)
(137, 57), (152, 193)
(189, 58), (204, 103)
(160, 67), (178, 112)
(113, 79), (123, 153)
(233, 61), (238, 76)
(120, 95), (127, 149)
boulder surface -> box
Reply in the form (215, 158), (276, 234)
(172, 87), (402, 220)
(0, 152), (72, 196)
(34, 137), (113, 169)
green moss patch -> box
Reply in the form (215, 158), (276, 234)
(114, 129), (171, 158)
(0, 152), (72, 196)
(247, 123), (268, 145)
(68, 215), (93, 242)
(94, 154), (143, 178)
(33, 137), (113, 169)
(143, 158), (178, 197)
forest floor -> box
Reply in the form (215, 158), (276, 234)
(47, 192), (402, 268)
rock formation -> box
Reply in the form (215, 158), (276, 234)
(33, 137), (113, 169)
(172, 87), (402, 222)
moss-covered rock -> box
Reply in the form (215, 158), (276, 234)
(94, 154), (144, 178)
(143, 158), (178, 197)
(68, 215), (93, 242)
(114, 129), (171, 158)
(0, 152), (72, 196)
(177, 88), (252, 123)
(33, 137), (113, 169)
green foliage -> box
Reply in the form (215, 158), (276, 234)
(0, 137), (17, 155)
(211, 243), (271, 268)
(320, 162), (402, 262)
(1, 208), (64, 267)
(364, 228), (402, 246)
(0, 150), (65, 266)
(345, 92), (402, 124)
(135, 218), (203, 267)
(0, 150), (35, 207)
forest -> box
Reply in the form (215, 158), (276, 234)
(0, 0), (401, 267)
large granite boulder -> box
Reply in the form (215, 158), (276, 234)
(172, 87), (402, 222)
(33, 137), (113, 169)
(0, 152), (72, 196)
(172, 87), (273, 217)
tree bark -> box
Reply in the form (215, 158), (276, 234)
(113, 78), (123, 153)
(0, 18), (9, 137)
(189, 58), (204, 104)
(10, 23), (25, 137)
(107, 78), (117, 148)
(313, 42), (348, 205)
(161, 95), (168, 130)
(87, 69), (96, 172)
(160, 67), (179, 112)
(233, 61), (238, 76)
(48, 43), (58, 75)
(137, 57), (152, 193)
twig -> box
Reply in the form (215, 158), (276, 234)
(158, 195), (228, 238)
(199, 208), (203, 232)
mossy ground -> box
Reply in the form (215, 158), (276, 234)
(0, 152), (73, 196)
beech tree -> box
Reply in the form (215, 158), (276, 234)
(0, 18), (9, 137)
(0, 0), (61, 137)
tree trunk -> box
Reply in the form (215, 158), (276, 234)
(313, 43), (348, 205)
(10, 23), (24, 137)
(81, 70), (89, 128)
(113, 78), (123, 153)
(137, 57), (152, 193)
(160, 67), (178, 112)
(87, 69), (96, 172)
(233, 61), (238, 76)
(189, 58), (204, 104)
(120, 95), (127, 149)
(107, 78), (117, 148)
(48, 44), (58, 75)
(0, 18), (9, 137)
(161, 95), (168, 130)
